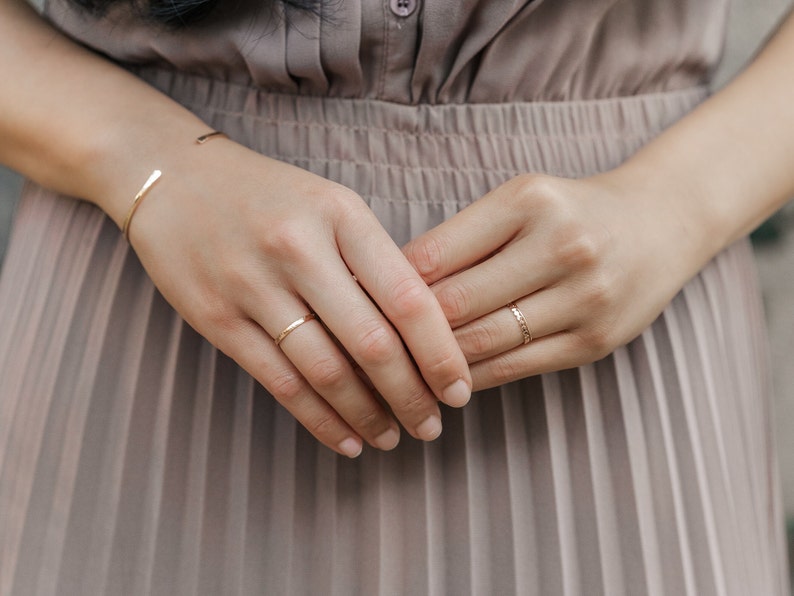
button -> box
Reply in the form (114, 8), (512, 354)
(390, 0), (417, 17)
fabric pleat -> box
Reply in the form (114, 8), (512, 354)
(0, 69), (788, 595)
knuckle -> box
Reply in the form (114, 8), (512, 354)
(421, 347), (460, 381)
(353, 409), (383, 432)
(268, 368), (306, 404)
(404, 236), (444, 280)
(326, 186), (363, 208)
(584, 270), (616, 310)
(202, 300), (235, 331)
(305, 356), (347, 390)
(324, 188), (367, 223)
(223, 264), (258, 297)
(353, 322), (398, 367)
(458, 319), (499, 356)
(488, 353), (524, 385)
(223, 266), (246, 293)
(305, 412), (339, 439)
(387, 276), (430, 321)
(259, 219), (313, 263)
(578, 325), (615, 361)
(393, 382), (431, 414)
(556, 226), (602, 269)
(512, 174), (557, 211)
(436, 283), (471, 325)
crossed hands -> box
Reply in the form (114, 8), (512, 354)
(129, 141), (699, 457)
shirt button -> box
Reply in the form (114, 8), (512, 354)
(390, 0), (417, 17)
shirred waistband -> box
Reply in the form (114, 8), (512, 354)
(137, 67), (707, 139)
(132, 67), (707, 209)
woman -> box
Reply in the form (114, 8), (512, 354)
(0, 0), (790, 593)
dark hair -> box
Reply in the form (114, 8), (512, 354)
(69, 0), (323, 28)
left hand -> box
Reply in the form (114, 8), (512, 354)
(403, 171), (706, 390)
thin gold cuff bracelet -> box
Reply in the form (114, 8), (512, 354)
(196, 131), (229, 144)
(121, 132), (226, 242)
(121, 169), (162, 242)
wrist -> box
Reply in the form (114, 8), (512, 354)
(77, 105), (213, 228)
(597, 154), (724, 282)
(0, 0), (214, 226)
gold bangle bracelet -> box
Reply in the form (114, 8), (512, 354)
(121, 169), (162, 242)
(196, 130), (229, 144)
(120, 132), (223, 242)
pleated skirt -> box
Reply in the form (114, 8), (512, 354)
(0, 71), (788, 595)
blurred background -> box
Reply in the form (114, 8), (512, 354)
(716, 1), (794, 582)
(1, 0), (793, 581)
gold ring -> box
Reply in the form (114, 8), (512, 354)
(274, 313), (317, 346)
(506, 302), (533, 344)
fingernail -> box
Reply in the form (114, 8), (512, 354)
(442, 379), (471, 407)
(373, 427), (400, 451)
(338, 437), (363, 458)
(416, 415), (442, 441)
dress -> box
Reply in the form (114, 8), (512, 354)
(0, 0), (789, 594)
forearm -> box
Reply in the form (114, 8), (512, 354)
(613, 8), (794, 264)
(0, 0), (209, 225)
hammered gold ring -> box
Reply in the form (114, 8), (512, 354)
(506, 302), (533, 345)
(274, 313), (317, 346)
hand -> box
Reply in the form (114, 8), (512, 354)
(403, 172), (704, 390)
(126, 140), (471, 457)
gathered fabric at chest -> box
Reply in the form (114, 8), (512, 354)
(46, 0), (728, 103)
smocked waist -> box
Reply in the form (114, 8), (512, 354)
(133, 67), (707, 221)
(138, 68), (708, 163)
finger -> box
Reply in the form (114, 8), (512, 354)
(336, 210), (472, 410)
(216, 316), (365, 458)
(294, 261), (446, 442)
(430, 236), (557, 327)
(455, 290), (574, 363)
(402, 185), (523, 285)
(469, 331), (602, 391)
(269, 304), (402, 451)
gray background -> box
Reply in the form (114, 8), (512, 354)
(0, 168), (22, 265)
(1, 0), (793, 539)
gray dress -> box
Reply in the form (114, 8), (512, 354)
(0, 0), (788, 594)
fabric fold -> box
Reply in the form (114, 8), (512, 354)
(0, 75), (787, 594)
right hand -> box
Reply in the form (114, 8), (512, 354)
(124, 138), (472, 457)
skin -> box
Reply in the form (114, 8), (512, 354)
(403, 8), (794, 390)
(0, 0), (472, 458)
(3, 1), (794, 452)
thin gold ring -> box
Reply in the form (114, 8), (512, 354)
(506, 302), (533, 344)
(274, 313), (317, 346)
